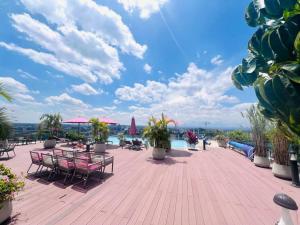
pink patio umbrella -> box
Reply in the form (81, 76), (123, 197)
(63, 117), (89, 134)
(129, 117), (137, 136)
(98, 118), (118, 125)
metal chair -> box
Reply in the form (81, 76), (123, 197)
(27, 151), (42, 175)
(56, 155), (75, 184)
(71, 157), (102, 188)
(41, 153), (57, 180)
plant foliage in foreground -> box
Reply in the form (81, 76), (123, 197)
(0, 164), (24, 205)
(232, 0), (300, 137)
(242, 105), (269, 157)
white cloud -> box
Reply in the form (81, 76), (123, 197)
(117, 0), (168, 19)
(17, 69), (38, 80)
(115, 63), (252, 127)
(19, 0), (147, 57)
(71, 83), (102, 96)
(0, 76), (35, 103)
(45, 93), (89, 108)
(210, 54), (223, 65)
(144, 63), (152, 74)
(0, 0), (147, 84)
(116, 80), (168, 103)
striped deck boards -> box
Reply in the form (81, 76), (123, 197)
(1, 142), (300, 225)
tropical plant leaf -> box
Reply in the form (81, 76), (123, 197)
(278, 0), (297, 10)
(264, 0), (284, 18)
(279, 62), (300, 83)
(245, 2), (260, 27)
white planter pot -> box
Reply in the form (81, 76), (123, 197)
(272, 163), (292, 180)
(44, 139), (56, 149)
(152, 148), (166, 160)
(217, 140), (227, 148)
(95, 143), (106, 153)
(0, 200), (12, 224)
(253, 155), (270, 168)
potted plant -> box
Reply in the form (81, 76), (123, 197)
(90, 118), (109, 153)
(117, 132), (125, 147)
(269, 124), (292, 179)
(215, 134), (227, 148)
(243, 105), (270, 168)
(39, 113), (62, 149)
(186, 131), (198, 150)
(143, 114), (174, 160)
(0, 164), (24, 223)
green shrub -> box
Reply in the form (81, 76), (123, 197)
(0, 164), (24, 205)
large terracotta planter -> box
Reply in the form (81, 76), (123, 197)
(152, 148), (166, 160)
(95, 143), (106, 153)
(44, 139), (56, 149)
(0, 200), (12, 224)
(253, 155), (270, 168)
(272, 163), (292, 180)
(217, 140), (227, 148)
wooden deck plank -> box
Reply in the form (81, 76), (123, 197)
(1, 142), (299, 225)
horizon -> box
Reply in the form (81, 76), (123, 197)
(0, 0), (254, 128)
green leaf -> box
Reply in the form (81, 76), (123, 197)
(280, 62), (300, 83)
(294, 31), (300, 60)
(263, 78), (289, 118)
(248, 28), (264, 55)
(270, 29), (292, 61)
(278, 0), (297, 10)
(245, 2), (260, 27)
(261, 31), (274, 59)
(264, 0), (284, 18)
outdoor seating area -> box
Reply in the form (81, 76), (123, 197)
(27, 147), (114, 188)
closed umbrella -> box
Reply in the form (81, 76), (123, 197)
(129, 117), (137, 136)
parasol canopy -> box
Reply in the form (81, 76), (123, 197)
(63, 117), (89, 134)
(98, 118), (118, 125)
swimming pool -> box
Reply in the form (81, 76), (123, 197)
(108, 136), (187, 149)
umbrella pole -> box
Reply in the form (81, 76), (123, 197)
(78, 123), (80, 135)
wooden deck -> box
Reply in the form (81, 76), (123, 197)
(1, 142), (300, 225)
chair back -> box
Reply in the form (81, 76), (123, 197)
(62, 150), (75, 158)
(53, 149), (63, 157)
(74, 157), (89, 172)
(41, 153), (55, 168)
(0, 140), (8, 148)
(56, 155), (74, 170)
(30, 151), (41, 164)
(75, 152), (92, 162)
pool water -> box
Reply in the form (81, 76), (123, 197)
(108, 136), (187, 149)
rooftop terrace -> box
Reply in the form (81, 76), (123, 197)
(2, 142), (300, 225)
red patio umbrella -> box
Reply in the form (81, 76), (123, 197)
(63, 117), (89, 134)
(129, 117), (137, 136)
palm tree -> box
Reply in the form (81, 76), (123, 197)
(0, 82), (12, 102)
(0, 82), (12, 140)
(143, 114), (175, 149)
(39, 113), (62, 138)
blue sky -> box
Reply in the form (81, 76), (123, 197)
(0, 0), (257, 128)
